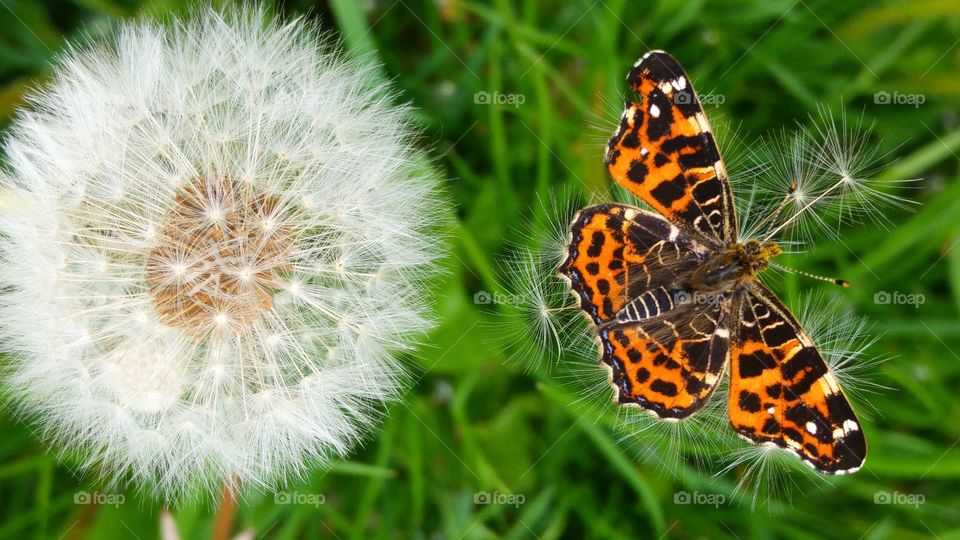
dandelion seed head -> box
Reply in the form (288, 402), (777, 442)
(491, 191), (593, 371)
(720, 439), (825, 511)
(737, 108), (917, 246)
(0, 7), (444, 502)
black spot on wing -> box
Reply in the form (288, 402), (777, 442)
(596, 279), (610, 295)
(738, 391), (762, 413)
(649, 174), (687, 208)
(650, 379), (678, 397)
(738, 348), (777, 378)
(587, 231), (605, 257)
(626, 159), (649, 185)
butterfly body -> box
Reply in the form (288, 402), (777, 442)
(560, 51), (866, 474)
(689, 240), (782, 292)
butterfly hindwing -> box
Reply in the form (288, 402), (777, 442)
(605, 50), (736, 243)
(599, 295), (733, 419)
(729, 284), (866, 474)
(560, 203), (712, 325)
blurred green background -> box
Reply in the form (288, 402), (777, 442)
(2, 0), (960, 538)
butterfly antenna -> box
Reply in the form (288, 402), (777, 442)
(770, 262), (849, 287)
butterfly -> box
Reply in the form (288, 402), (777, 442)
(559, 51), (866, 474)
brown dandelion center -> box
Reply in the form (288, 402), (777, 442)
(145, 174), (292, 336)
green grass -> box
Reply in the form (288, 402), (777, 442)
(2, 0), (960, 538)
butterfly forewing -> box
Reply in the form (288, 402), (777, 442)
(605, 50), (736, 243)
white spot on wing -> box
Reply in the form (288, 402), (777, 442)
(649, 104), (661, 118)
(806, 422), (818, 435)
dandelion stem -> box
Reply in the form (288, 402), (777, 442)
(211, 480), (238, 540)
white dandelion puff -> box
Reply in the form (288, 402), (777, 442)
(0, 7), (445, 502)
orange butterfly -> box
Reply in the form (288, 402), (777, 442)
(559, 51), (865, 474)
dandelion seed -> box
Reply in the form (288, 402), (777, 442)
(746, 108), (918, 244)
(0, 7), (445, 502)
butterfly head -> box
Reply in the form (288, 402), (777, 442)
(737, 239), (782, 275)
